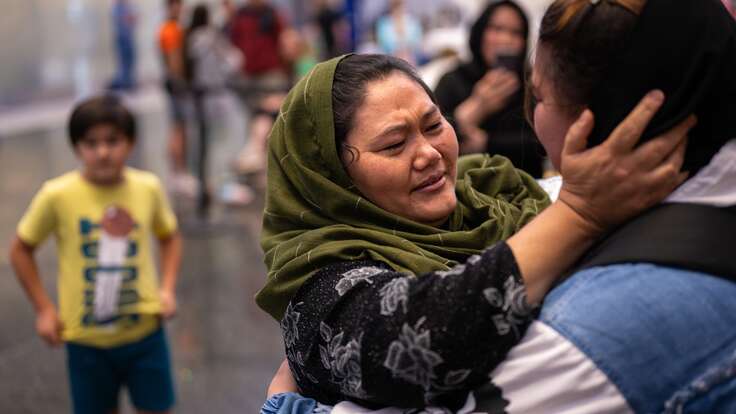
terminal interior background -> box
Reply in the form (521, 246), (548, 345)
(3, 0), (733, 412)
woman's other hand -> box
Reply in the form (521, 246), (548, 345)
(455, 69), (520, 135)
(559, 90), (694, 235)
(474, 69), (520, 115)
(267, 359), (298, 398)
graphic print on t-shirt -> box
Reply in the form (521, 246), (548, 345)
(79, 206), (140, 327)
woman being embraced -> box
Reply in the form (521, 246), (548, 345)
(257, 51), (690, 410)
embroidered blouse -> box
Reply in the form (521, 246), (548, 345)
(280, 241), (535, 409)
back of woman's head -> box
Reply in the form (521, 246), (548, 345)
(537, 0), (736, 172)
(189, 4), (210, 31)
(332, 54), (436, 157)
(536, 0), (645, 112)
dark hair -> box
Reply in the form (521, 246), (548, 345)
(531, 0), (645, 117)
(184, 4), (211, 82)
(332, 54), (437, 162)
(189, 3), (210, 30)
(166, 0), (181, 7)
(68, 95), (136, 146)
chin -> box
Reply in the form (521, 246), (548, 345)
(92, 173), (121, 184)
(421, 199), (457, 225)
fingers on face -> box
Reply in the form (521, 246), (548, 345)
(607, 90), (665, 153)
(563, 109), (594, 156)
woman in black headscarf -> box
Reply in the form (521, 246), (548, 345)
(434, 1), (545, 177)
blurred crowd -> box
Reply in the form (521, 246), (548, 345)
(104, 0), (736, 210)
(102, 0), (560, 211)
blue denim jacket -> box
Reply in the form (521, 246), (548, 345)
(541, 264), (736, 413)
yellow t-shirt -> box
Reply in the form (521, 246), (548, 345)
(17, 168), (178, 348)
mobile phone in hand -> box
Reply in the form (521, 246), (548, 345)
(495, 52), (522, 72)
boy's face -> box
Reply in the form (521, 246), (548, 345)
(75, 124), (133, 185)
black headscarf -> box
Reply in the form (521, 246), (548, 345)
(467, 0), (530, 82)
(588, 0), (736, 172)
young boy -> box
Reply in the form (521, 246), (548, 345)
(9, 95), (181, 414)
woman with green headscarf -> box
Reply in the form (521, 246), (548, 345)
(257, 54), (689, 409)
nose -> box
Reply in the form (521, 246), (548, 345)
(95, 143), (111, 159)
(498, 30), (517, 45)
(412, 137), (442, 171)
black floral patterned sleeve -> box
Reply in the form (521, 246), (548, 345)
(281, 241), (536, 410)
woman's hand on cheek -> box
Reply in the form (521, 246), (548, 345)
(557, 90), (694, 236)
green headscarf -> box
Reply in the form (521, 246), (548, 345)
(257, 55), (550, 321)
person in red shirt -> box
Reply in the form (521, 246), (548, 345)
(229, 0), (286, 76)
(228, 0), (292, 175)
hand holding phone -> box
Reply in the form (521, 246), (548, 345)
(494, 52), (523, 73)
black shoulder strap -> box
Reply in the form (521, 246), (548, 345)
(575, 203), (736, 281)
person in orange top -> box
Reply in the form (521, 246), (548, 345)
(158, 0), (197, 196)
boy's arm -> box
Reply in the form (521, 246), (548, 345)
(158, 231), (182, 319)
(9, 235), (63, 347)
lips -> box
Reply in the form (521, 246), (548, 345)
(414, 171), (446, 192)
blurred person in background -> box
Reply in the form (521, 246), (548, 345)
(312, 0), (348, 59)
(221, 0), (238, 33)
(434, 0), (546, 178)
(185, 4), (244, 103)
(356, 23), (383, 55)
(280, 28), (318, 81)
(376, 0), (424, 65)
(184, 3), (253, 206)
(9, 95), (181, 414)
(417, 3), (468, 90)
(159, 0), (198, 197)
(109, 0), (138, 91)
(228, 0), (291, 175)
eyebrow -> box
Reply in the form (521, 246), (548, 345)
(373, 106), (440, 140)
(421, 106), (440, 121)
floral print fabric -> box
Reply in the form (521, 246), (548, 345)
(281, 242), (535, 410)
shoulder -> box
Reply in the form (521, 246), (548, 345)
(301, 260), (396, 295)
(125, 168), (164, 192)
(39, 171), (83, 198)
(314, 260), (394, 279)
(435, 64), (473, 96)
(436, 65), (462, 83)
